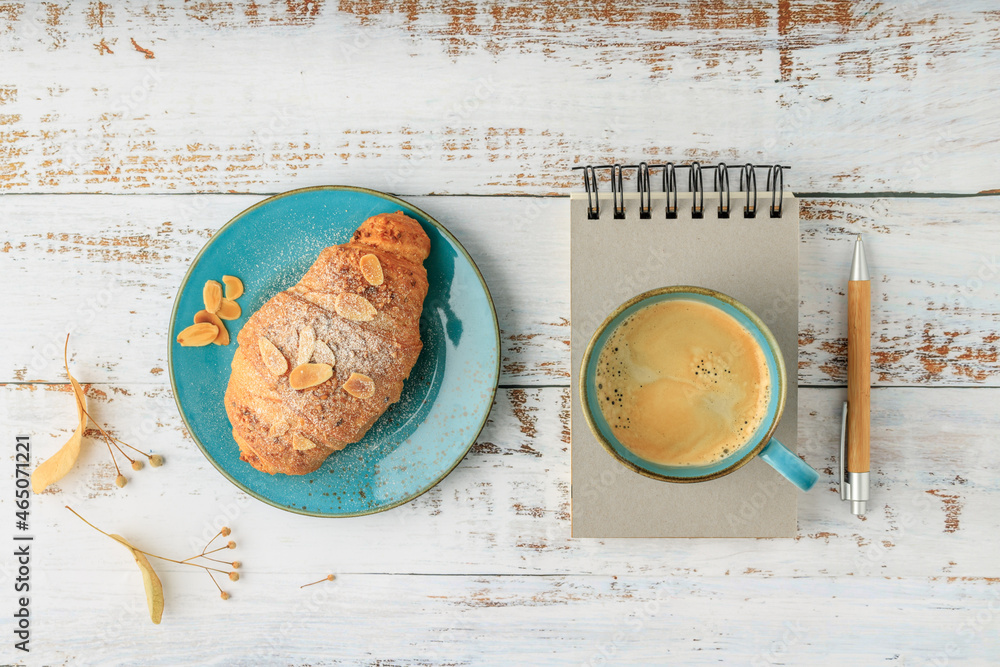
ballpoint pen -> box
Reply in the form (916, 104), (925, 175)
(840, 234), (870, 516)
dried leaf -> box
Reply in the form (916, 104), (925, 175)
(111, 534), (164, 625)
(31, 339), (87, 494)
(222, 275), (244, 300)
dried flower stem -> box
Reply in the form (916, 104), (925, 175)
(66, 507), (231, 575)
(300, 574), (336, 588)
(206, 569), (224, 594)
(78, 403), (136, 466)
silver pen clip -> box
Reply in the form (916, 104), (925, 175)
(839, 400), (869, 515)
(839, 401), (848, 501)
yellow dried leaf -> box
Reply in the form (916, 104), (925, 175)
(217, 298), (241, 321)
(360, 253), (384, 286)
(222, 275), (244, 300)
(31, 338), (87, 494)
(111, 534), (164, 625)
(193, 310), (229, 346)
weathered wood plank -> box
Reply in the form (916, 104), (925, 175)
(0, 2), (998, 194)
(7, 384), (998, 578)
(8, 572), (999, 665)
(3, 195), (998, 386)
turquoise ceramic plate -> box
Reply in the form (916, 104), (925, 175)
(168, 186), (499, 517)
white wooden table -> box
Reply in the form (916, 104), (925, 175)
(3, 3), (999, 665)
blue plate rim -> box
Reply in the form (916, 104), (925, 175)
(167, 185), (501, 517)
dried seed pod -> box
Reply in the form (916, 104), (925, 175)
(229, 572), (240, 582)
(149, 454), (164, 467)
(221, 527), (231, 537)
(217, 298), (241, 321)
(31, 342), (87, 493)
(360, 253), (384, 286)
(342, 372), (375, 399)
(111, 534), (164, 625)
(313, 340), (336, 367)
(296, 326), (316, 367)
(222, 275), (244, 300)
(203, 280), (223, 314)
(292, 433), (318, 451)
(334, 292), (376, 322)
(193, 310), (229, 345)
(177, 323), (219, 347)
(131, 460), (144, 471)
(115, 474), (128, 488)
(289, 363), (333, 390)
(258, 337), (288, 376)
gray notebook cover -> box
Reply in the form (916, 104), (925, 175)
(571, 192), (800, 537)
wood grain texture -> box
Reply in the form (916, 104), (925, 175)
(2, 383), (998, 663)
(0, 2), (998, 194)
(4, 384), (997, 579)
(5, 574), (1000, 665)
(3, 194), (999, 387)
(847, 279), (870, 472)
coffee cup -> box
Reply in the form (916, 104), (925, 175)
(579, 285), (818, 491)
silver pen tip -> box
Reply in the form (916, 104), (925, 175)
(851, 500), (867, 516)
(850, 234), (871, 281)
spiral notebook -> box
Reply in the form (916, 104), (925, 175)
(570, 163), (800, 538)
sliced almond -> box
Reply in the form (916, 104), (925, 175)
(334, 292), (376, 322)
(193, 310), (229, 345)
(289, 363), (333, 390)
(313, 340), (336, 367)
(360, 253), (384, 286)
(258, 337), (288, 376)
(222, 275), (244, 300)
(177, 322), (219, 347)
(203, 280), (223, 314)
(291, 433), (318, 451)
(342, 372), (375, 399)
(217, 298), (241, 320)
(296, 326), (316, 366)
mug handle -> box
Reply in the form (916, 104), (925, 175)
(758, 438), (819, 492)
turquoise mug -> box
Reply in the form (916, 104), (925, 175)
(580, 286), (819, 491)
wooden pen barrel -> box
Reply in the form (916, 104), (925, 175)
(847, 280), (871, 472)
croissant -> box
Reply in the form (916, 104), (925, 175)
(224, 211), (431, 475)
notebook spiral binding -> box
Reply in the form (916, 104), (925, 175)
(573, 163), (790, 221)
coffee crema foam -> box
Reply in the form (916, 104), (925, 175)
(595, 299), (771, 467)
